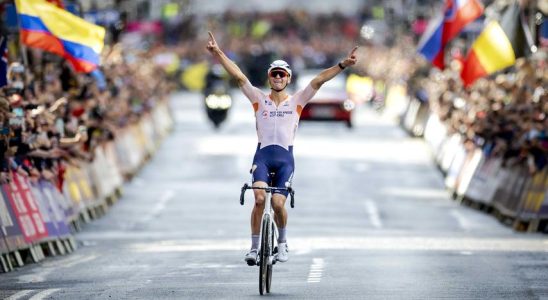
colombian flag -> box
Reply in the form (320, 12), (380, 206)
(460, 3), (529, 86)
(15, 0), (105, 73)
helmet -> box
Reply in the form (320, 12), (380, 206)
(267, 60), (292, 77)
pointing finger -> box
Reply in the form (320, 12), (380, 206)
(208, 31), (216, 42)
(349, 46), (358, 56)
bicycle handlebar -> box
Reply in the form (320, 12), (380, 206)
(239, 184), (295, 208)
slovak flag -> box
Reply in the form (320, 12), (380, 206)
(0, 36), (8, 88)
(417, 0), (484, 69)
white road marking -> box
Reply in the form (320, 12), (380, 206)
(294, 248), (311, 255)
(62, 255), (97, 268)
(153, 189), (175, 214)
(131, 236), (548, 253)
(450, 209), (475, 230)
(364, 200), (383, 228)
(18, 255), (97, 283)
(381, 187), (449, 199)
(5, 290), (35, 300)
(29, 289), (60, 300)
(140, 189), (175, 224)
(17, 269), (54, 284)
(307, 258), (324, 283)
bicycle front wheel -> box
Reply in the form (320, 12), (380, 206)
(259, 216), (271, 295)
(266, 221), (275, 293)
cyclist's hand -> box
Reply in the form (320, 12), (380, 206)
(206, 31), (220, 55)
(340, 46), (359, 68)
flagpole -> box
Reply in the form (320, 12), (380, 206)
(529, 0), (536, 47)
(14, 3), (29, 69)
(19, 46), (29, 68)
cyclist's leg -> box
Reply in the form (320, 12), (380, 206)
(271, 157), (293, 233)
(271, 160), (293, 262)
(251, 161), (270, 242)
(245, 163), (269, 264)
(271, 193), (287, 230)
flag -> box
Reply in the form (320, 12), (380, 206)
(418, 0), (484, 68)
(0, 36), (8, 88)
(15, 0), (105, 73)
(45, 0), (64, 8)
(460, 3), (529, 86)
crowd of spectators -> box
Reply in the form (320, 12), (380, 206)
(149, 9), (389, 88)
(0, 44), (173, 190)
(408, 52), (547, 175)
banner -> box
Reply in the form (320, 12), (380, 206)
(0, 184), (30, 249)
(0, 190), (15, 253)
(3, 173), (48, 243)
(31, 181), (71, 238)
(520, 169), (548, 218)
(444, 143), (467, 189)
(456, 148), (484, 196)
(463, 156), (502, 204)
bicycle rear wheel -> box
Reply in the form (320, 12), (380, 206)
(259, 216), (271, 295)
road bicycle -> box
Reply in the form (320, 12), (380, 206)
(240, 174), (295, 295)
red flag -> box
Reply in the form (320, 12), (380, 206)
(435, 0), (483, 68)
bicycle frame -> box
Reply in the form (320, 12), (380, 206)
(240, 181), (295, 295)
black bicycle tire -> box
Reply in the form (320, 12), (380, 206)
(266, 221), (275, 293)
(259, 216), (270, 295)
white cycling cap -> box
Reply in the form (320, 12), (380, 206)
(267, 60), (292, 77)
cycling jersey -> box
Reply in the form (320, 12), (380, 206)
(240, 80), (317, 151)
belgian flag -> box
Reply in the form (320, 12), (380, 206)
(460, 2), (529, 86)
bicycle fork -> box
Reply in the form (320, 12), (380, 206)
(259, 191), (277, 266)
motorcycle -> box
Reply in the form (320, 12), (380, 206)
(203, 65), (232, 129)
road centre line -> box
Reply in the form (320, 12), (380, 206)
(307, 258), (325, 283)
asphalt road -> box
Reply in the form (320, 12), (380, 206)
(1, 90), (547, 300)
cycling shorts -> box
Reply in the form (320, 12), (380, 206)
(252, 144), (294, 197)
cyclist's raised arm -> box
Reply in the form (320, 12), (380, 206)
(206, 31), (248, 87)
(310, 46), (358, 90)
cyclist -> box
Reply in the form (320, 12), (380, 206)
(206, 31), (358, 264)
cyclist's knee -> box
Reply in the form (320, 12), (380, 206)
(254, 193), (266, 206)
(271, 195), (286, 211)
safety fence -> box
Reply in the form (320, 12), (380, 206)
(0, 101), (174, 273)
(383, 84), (548, 233)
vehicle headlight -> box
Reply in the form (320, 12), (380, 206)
(360, 25), (375, 40)
(343, 99), (355, 111)
(206, 94), (232, 109)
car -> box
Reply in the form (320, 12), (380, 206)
(296, 70), (355, 128)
